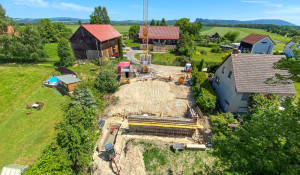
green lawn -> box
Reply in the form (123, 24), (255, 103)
(124, 39), (140, 47)
(135, 47), (223, 66)
(65, 25), (79, 33)
(193, 46), (224, 63)
(0, 65), (70, 169)
(135, 141), (216, 174)
(201, 27), (249, 40)
(201, 27), (291, 52)
(44, 43), (59, 62)
(201, 26), (213, 32)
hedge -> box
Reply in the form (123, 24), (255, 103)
(192, 71), (217, 113)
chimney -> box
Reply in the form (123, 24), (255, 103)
(232, 48), (239, 55)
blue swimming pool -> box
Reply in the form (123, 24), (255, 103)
(47, 77), (59, 86)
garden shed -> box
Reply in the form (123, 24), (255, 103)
(56, 74), (81, 92)
(1, 164), (28, 175)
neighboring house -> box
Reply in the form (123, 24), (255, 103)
(0, 25), (17, 35)
(210, 32), (220, 41)
(70, 24), (121, 59)
(212, 53), (296, 113)
(239, 34), (275, 54)
(139, 26), (180, 52)
(283, 40), (300, 59)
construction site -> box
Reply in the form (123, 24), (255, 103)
(91, 0), (213, 174)
(92, 62), (213, 174)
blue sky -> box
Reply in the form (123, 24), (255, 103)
(1, 0), (300, 25)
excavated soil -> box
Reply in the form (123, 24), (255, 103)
(105, 79), (195, 117)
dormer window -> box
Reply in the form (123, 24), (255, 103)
(222, 67), (226, 74)
(215, 76), (221, 84)
(228, 71), (232, 78)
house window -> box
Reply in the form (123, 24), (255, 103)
(228, 71), (232, 78)
(241, 93), (249, 101)
(222, 67), (226, 74)
(168, 46), (170, 49)
(215, 76), (220, 84)
(262, 42), (267, 44)
(79, 40), (83, 44)
(173, 46), (175, 48)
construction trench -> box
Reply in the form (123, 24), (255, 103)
(92, 65), (212, 175)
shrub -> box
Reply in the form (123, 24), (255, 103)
(197, 42), (219, 48)
(192, 71), (217, 113)
(94, 66), (119, 93)
(175, 56), (189, 66)
(200, 49), (207, 55)
(211, 46), (222, 53)
(196, 87), (217, 113)
(210, 113), (236, 136)
(273, 50), (280, 55)
(195, 51), (201, 56)
(206, 62), (221, 73)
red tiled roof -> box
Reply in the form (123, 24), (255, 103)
(82, 24), (121, 42)
(139, 26), (180, 40)
(241, 33), (274, 45)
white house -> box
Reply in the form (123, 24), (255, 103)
(283, 40), (300, 59)
(239, 34), (275, 54)
(212, 53), (296, 113)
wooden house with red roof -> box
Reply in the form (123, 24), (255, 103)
(139, 26), (180, 52)
(239, 33), (275, 54)
(70, 24), (121, 59)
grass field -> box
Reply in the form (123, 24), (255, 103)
(0, 65), (70, 169)
(66, 25), (131, 35)
(201, 27), (291, 52)
(44, 43), (59, 62)
(135, 141), (216, 174)
(135, 46), (223, 66)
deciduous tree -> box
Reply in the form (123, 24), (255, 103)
(224, 31), (240, 42)
(129, 25), (140, 41)
(94, 66), (119, 93)
(90, 6), (110, 24)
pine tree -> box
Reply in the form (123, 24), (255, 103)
(57, 38), (74, 67)
(161, 18), (167, 26)
(118, 37), (123, 61)
(150, 19), (155, 26)
(156, 20), (160, 26)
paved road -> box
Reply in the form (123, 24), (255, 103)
(125, 47), (142, 64)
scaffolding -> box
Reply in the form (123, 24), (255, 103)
(128, 115), (204, 136)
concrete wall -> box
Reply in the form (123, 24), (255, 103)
(251, 37), (274, 54)
(284, 40), (300, 58)
(212, 56), (249, 113)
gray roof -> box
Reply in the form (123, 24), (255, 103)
(56, 74), (81, 84)
(231, 54), (296, 95)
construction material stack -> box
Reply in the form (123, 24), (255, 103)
(128, 115), (203, 136)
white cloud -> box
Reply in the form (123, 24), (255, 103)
(52, 2), (93, 12)
(242, 1), (282, 8)
(13, 0), (49, 7)
(13, 0), (92, 12)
